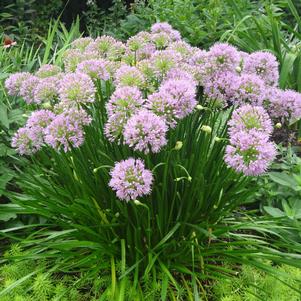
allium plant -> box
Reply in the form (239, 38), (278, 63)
(6, 23), (301, 299)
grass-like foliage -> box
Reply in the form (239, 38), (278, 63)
(2, 22), (301, 299)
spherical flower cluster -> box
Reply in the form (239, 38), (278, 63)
(109, 158), (153, 201)
(145, 91), (179, 128)
(149, 50), (182, 78)
(86, 36), (126, 61)
(167, 41), (193, 60)
(11, 127), (44, 155)
(106, 86), (144, 117)
(266, 88), (301, 120)
(232, 74), (266, 106)
(62, 49), (86, 72)
(151, 32), (171, 49)
(34, 76), (60, 104)
(35, 64), (62, 78)
(59, 72), (96, 105)
(159, 79), (197, 118)
(150, 22), (181, 41)
(76, 59), (110, 81)
(5, 72), (30, 96)
(225, 131), (276, 176)
(104, 112), (129, 143)
(203, 71), (239, 107)
(206, 43), (240, 74)
(225, 105), (276, 176)
(26, 109), (56, 129)
(44, 112), (86, 152)
(19, 75), (40, 104)
(71, 37), (94, 52)
(165, 67), (195, 82)
(114, 65), (145, 88)
(243, 51), (279, 86)
(228, 105), (273, 136)
(123, 109), (168, 154)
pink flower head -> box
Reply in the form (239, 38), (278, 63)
(59, 72), (96, 105)
(114, 65), (145, 88)
(109, 158), (153, 201)
(228, 105), (273, 136)
(12, 126), (44, 155)
(150, 22), (181, 41)
(233, 74), (266, 106)
(243, 51), (279, 86)
(35, 64), (62, 78)
(207, 43), (240, 74)
(267, 88), (301, 120)
(225, 131), (276, 176)
(34, 76), (60, 104)
(26, 109), (56, 129)
(76, 59), (110, 81)
(123, 109), (168, 154)
(5, 72), (31, 96)
(44, 110), (89, 152)
(106, 86), (144, 117)
(19, 75), (40, 104)
(159, 79), (197, 118)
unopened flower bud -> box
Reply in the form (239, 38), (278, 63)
(188, 176), (192, 182)
(235, 66), (242, 73)
(134, 199), (142, 206)
(42, 102), (52, 109)
(115, 212), (120, 217)
(214, 137), (222, 142)
(292, 45), (298, 53)
(275, 122), (282, 129)
(196, 104), (204, 110)
(174, 141), (183, 150)
(201, 125), (212, 134)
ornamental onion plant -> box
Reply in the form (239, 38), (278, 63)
(4, 22), (301, 298)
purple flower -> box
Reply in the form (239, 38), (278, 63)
(71, 37), (94, 52)
(228, 105), (273, 136)
(106, 86), (144, 117)
(149, 50), (182, 78)
(150, 32), (172, 49)
(150, 22), (181, 41)
(11, 126), (44, 155)
(63, 49), (86, 72)
(76, 59), (110, 81)
(225, 131), (276, 176)
(114, 65), (145, 88)
(35, 64), (62, 78)
(123, 109), (168, 154)
(159, 79), (197, 118)
(34, 76), (60, 104)
(266, 88), (301, 120)
(5, 72), (31, 96)
(243, 51), (279, 86)
(233, 74), (266, 106)
(86, 36), (126, 60)
(165, 67), (195, 82)
(59, 72), (96, 105)
(144, 90), (180, 128)
(104, 112), (129, 142)
(206, 43), (240, 74)
(109, 158), (153, 201)
(19, 75), (41, 104)
(167, 41), (193, 61)
(44, 112), (87, 152)
(26, 109), (56, 129)
(203, 71), (239, 107)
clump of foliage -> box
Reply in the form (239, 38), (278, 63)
(2, 21), (301, 299)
